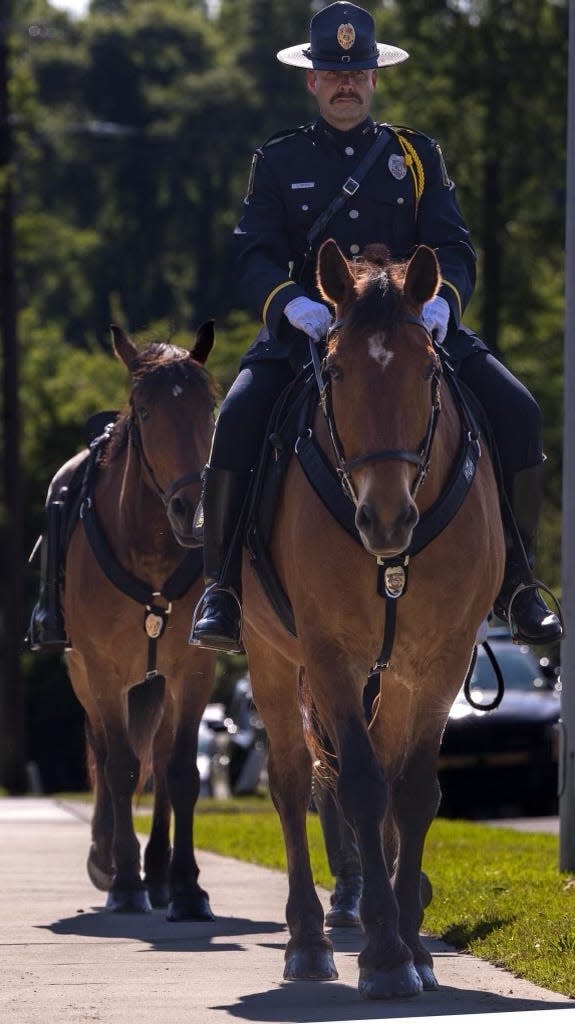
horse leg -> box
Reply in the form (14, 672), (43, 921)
(84, 713), (114, 892)
(142, 713), (172, 909)
(88, 678), (151, 913)
(164, 676), (215, 922)
(247, 642), (337, 981)
(307, 657), (421, 1000)
(371, 672), (452, 991)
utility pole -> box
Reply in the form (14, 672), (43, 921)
(0, 0), (28, 793)
(560, 0), (575, 871)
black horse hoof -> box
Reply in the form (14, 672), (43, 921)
(87, 849), (113, 892)
(415, 962), (439, 990)
(146, 883), (170, 909)
(166, 892), (215, 922)
(358, 962), (423, 999)
(284, 946), (338, 981)
(106, 888), (152, 913)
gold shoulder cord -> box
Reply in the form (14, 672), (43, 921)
(396, 133), (425, 216)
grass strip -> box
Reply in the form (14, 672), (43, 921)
(134, 801), (575, 998)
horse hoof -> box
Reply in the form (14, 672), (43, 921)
(284, 948), (338, 981)
(358, 962), (423, 1000)
(420, 871), (433, 908)
(87, 851), (113, 892)
(415, 963), (439, 990)
(166, 893), (215, 922)
(106, 889), (152, 913)
(146, 883), (170, 909)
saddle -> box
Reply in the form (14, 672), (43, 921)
(244, 351), (491, 667)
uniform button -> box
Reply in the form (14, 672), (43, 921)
(397, 197), (404, 205)
(302, 204), (309, 211)
(349, 209), (359, 219)
(350, 244), (360, 255)
(345, 146), (355, 156)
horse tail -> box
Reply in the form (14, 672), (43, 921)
(297, 667), (338, 791)
(128, 674), (166, 794)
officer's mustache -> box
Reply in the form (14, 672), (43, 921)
(332, 91), (361, 102)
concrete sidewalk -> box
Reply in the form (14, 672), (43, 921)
(0, 798), (572, 1024)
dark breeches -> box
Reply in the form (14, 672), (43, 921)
(210, 360), (295, 472)
(457, 351), (543, 496)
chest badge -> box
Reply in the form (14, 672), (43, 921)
(388, 154), (407, 181)
(337, 23), (355, 50)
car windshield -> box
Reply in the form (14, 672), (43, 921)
(470, 643), (550, 693)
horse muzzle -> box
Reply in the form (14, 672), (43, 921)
(167, 494), (202, 548)
(355, 499), (418, 559)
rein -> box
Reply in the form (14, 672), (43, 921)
(309, 316), (441, 506)
(307, 319), (447, 675)
(79, 420), (203, 679)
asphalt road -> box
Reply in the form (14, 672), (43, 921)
(0, 798), (572, 1024)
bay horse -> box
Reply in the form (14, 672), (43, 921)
(242, 241), (505, 998)
(61, 323), (218, 917)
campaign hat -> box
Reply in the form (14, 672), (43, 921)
(277, 2), (408, 71)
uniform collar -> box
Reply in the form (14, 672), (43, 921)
(314, 116), (377, 150)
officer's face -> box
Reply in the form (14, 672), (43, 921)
(306, 69), (378, 130)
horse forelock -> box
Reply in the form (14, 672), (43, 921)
(102, 341), (218, 466)
(332, 263), (407, 350)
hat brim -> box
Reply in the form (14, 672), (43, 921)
(276, 42), (409, 70)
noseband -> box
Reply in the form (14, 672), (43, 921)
(128, 411), (202, 508)
(309, 316), (442, 505)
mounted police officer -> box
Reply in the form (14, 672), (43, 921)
(189, 0), (561, 658)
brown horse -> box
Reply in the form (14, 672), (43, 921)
(61, 323), (218, 917)
(242, 242), (505, 998)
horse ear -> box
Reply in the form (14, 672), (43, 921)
(110, 324), (139, 369)
(191, 319), (215, 365)
(316, 238), (354, 305)
(403, 245), (441, 307)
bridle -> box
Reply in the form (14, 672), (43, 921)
(307, 316), (443, 505)
(128, 404), (202, 508)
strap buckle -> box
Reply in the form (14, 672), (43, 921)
(342, 177), (360, 196)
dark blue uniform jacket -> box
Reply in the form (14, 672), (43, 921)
(235, 116), (486, 369)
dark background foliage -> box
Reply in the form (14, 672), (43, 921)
(1, 0), (568, 790)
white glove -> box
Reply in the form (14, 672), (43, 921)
(284, 296), (332, 342)
(422, 295), (450, 344)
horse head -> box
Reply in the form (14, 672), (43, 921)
(316, 239), (442, 558)
(111, 321), (217, 546)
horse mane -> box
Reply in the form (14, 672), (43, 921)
(337, 244), (410, 343)
(102, 340), (219, 466)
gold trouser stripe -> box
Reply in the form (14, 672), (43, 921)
(262, 280), (294, 325)
(441, 278), (462, 322)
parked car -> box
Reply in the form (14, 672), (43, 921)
(197, 680), (268, 799)
(438, 636), (561, 817)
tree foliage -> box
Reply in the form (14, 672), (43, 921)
(4, 0), (569, 783)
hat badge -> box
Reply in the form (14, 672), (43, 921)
(337, 23), (356, 50)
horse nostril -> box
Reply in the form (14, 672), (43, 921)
(356, 502), (374, 533)
(170, 496), (187, 521)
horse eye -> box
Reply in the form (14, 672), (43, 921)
(137, 406), (150, 422)
(326, 361), (343, 382)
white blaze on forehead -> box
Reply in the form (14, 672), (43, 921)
(368, 332), (394, 371)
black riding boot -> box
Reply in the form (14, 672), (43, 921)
(28, 500), (69, 652)
(494, 462), (562, 646)
(188, 466), (251, 654)
(313, 777), (362, 927)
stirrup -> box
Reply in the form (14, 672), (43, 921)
(189, 583), (244, 654)
(504, 580), (564, 644)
